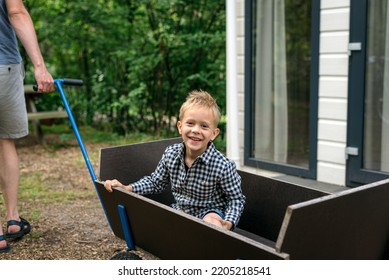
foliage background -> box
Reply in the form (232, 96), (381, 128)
(23, 0), (227, 136)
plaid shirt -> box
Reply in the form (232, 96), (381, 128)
(132, 142), (245, 226)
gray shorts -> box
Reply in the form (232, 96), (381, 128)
(0, 64), (28, 139)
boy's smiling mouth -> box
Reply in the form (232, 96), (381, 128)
(189, 136), (202, 142)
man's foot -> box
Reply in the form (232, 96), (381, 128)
(6, 217), (31, 240)
(0, 235), (11, 253)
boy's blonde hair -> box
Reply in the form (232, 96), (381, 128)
(179, 90), (221, 127)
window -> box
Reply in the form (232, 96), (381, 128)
(245, 0), (319, 177)
(347, 0), (389, 186)
(364, 0), (389, 173)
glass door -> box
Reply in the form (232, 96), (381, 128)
(347, 0), (389, 186)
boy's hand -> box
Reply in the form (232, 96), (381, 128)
(103, 179), (132, 192)
(221, 220), (233, 231)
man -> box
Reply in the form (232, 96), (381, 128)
(0, 0), (54, 253)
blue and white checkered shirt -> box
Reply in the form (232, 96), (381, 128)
(132, 142), (245, 226)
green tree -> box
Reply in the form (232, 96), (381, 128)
(25, 0), (226, 135)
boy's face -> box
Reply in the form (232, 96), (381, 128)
(177, 105), (220, 157)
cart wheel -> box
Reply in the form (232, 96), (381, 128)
(110, 251), (142, 260)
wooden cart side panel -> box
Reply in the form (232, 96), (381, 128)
(238, 170), (327, 242)
(98, 138), (181, 205)
(276, 179), (389, 260)
(95, 181), (289, 260)
(99, 137), (181, 183)
(94, 181), (125, 240)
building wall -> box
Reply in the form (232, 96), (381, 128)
(235, 0), (351, 185)
(317, 0), (350, 185)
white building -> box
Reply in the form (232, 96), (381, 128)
(227, 0), (389, 188)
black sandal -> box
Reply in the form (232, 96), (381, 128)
(5, 217), (31, 240)
(0, 235), (11, 253)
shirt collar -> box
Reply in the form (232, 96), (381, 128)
(179, 141), (216, 166)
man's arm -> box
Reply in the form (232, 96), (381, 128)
(6, 0), (54, 92)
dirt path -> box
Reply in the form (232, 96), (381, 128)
(0, 138), (131, 260)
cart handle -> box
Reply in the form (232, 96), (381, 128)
(53, 79), (97, 182)
(33, 78), (83, 91)
(53, 78), (112, 229)
(61, 78), (83, 86)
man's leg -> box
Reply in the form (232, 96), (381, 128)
(0, 139), (21, 235)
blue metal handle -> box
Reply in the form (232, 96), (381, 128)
(54, 78), (96, 182)
(54, 78), (113, 231)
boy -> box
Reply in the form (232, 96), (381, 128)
(104, 90), (245, 230)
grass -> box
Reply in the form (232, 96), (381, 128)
(19, 172), (92, 205)
(42, 124), (178, 148)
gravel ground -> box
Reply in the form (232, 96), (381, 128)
(0, 136), (152, 260)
